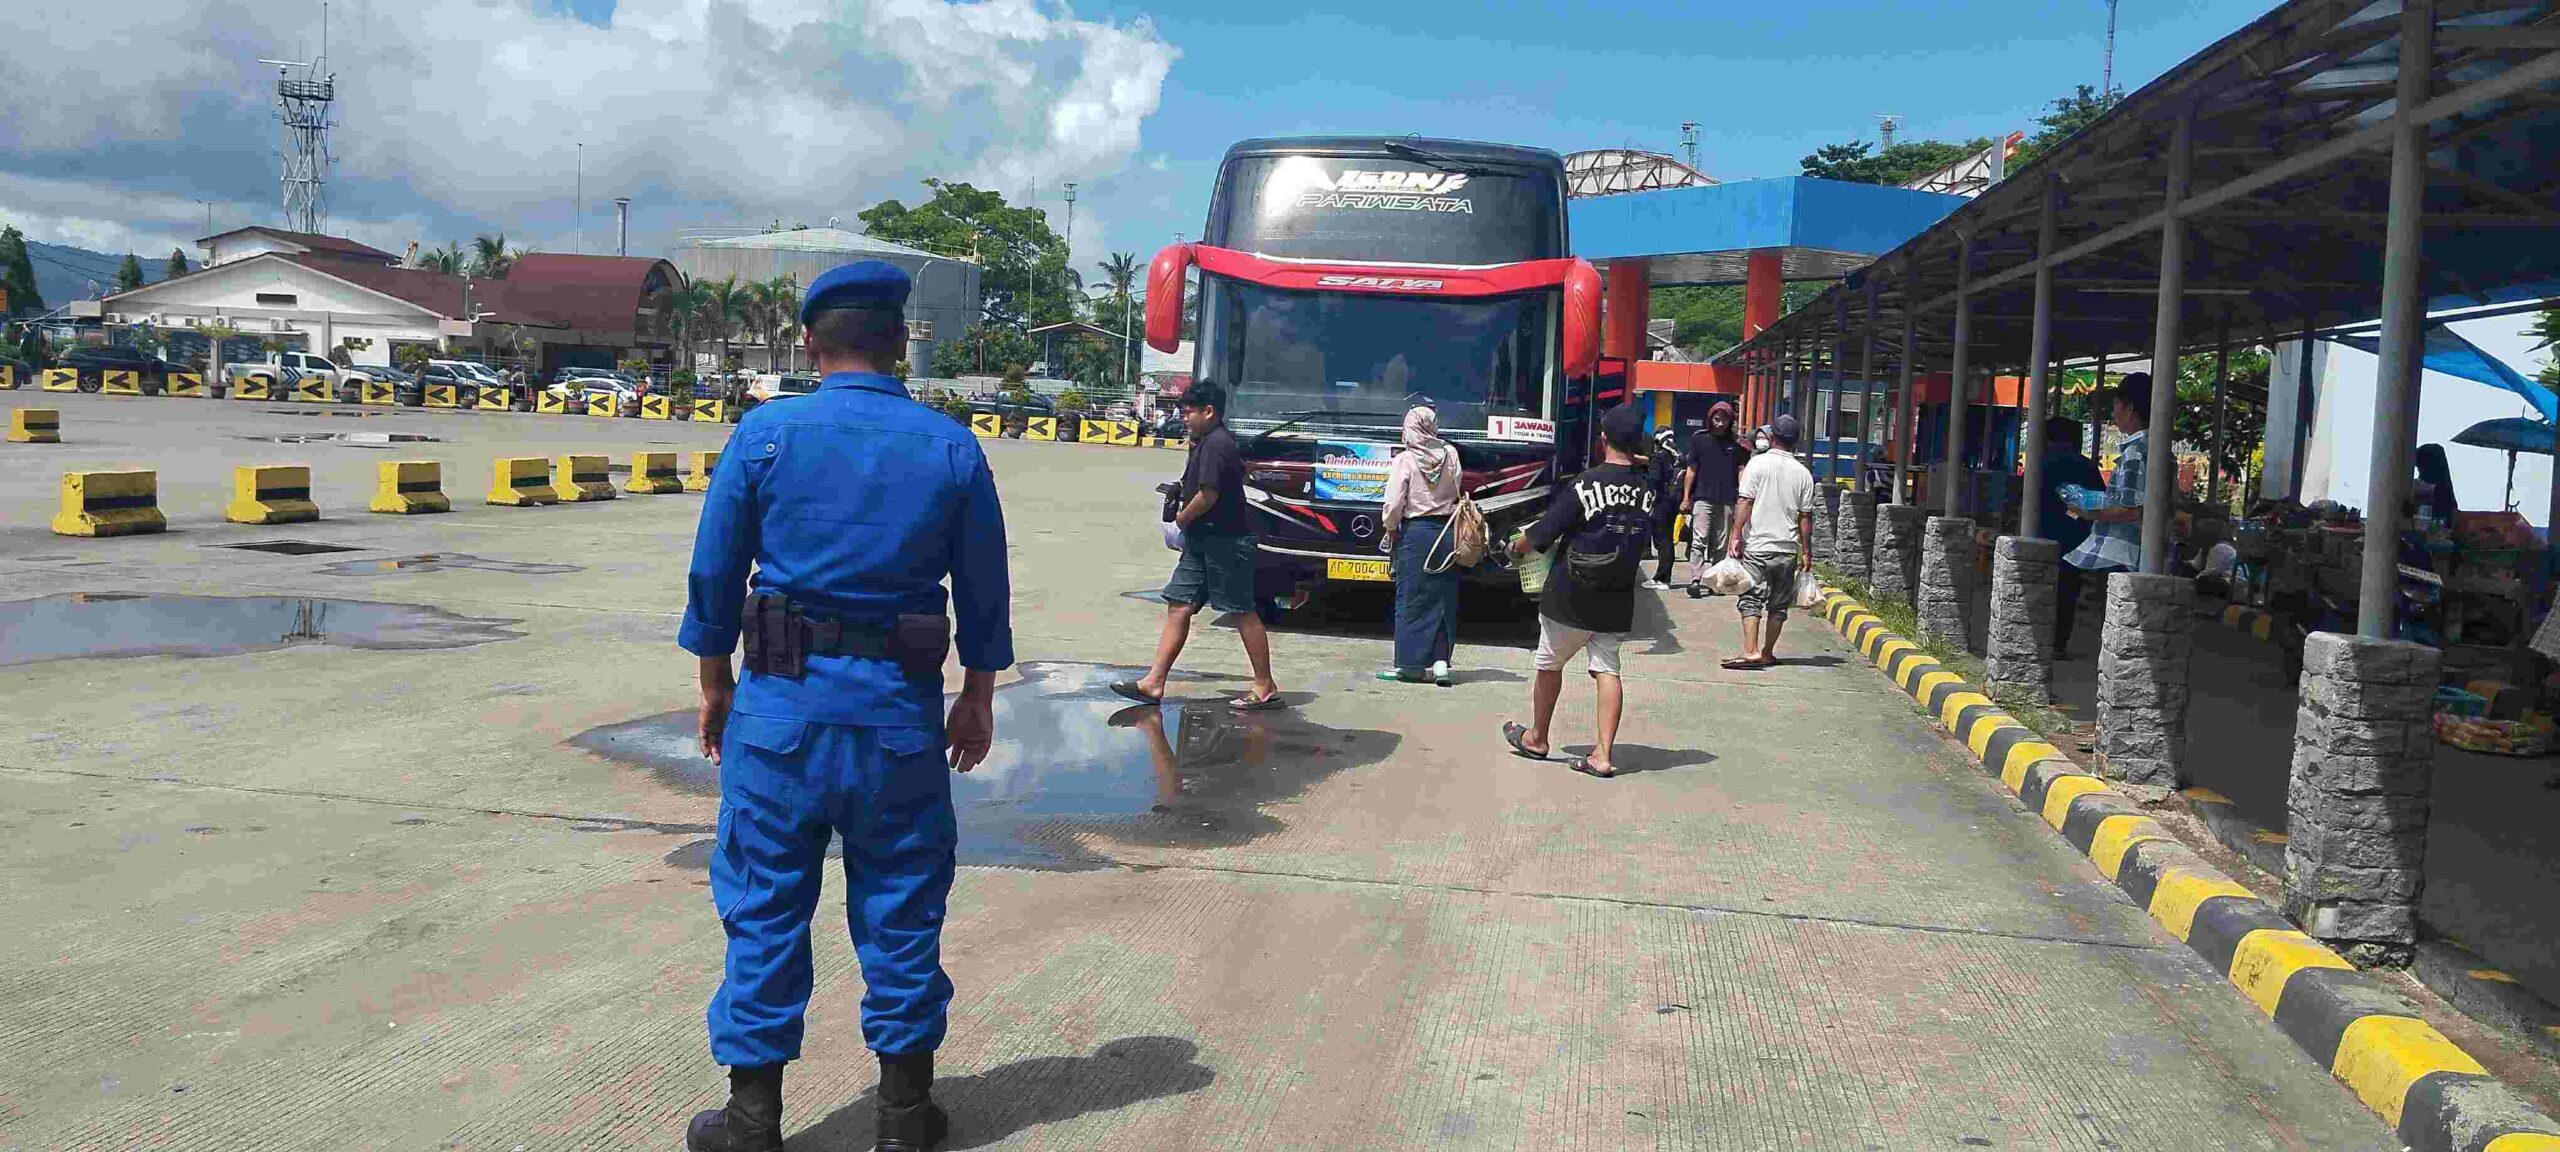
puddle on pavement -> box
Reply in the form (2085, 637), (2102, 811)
(319, 552), (583, 577)
(572, 661), (1397, 870)
(0, 593), (523, 665)
(234, 431), (443, 445)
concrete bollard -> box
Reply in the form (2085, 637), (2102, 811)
(1838, 495), (1875, 586)
(685, 450), (721, 492)
(1918, 516), (1977, 652)
(552, 454), (617, 502)
(9, 408), (61, 443)
(2095, 572), (2195, 790)
(224, 465), (320, 524)
(52, 470), (165, 536)
(626, 451), (684, 494)
(1985, 536), (2061, 704)
(1871, 504), (1926, 606)
(1811, 486), (1838, 566)
(370, 460), (450, 514)
(0, 363), (17, 389)
(2283, 632), (2441, 965)
(487, 457), (559, 506)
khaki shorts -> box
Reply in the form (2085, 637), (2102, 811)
(1534, 616), (1623, 676)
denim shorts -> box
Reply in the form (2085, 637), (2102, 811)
(1165, 533), (1258, 614)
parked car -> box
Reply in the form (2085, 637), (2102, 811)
(219, 349), (340, 396)
(343, 362), (422, 405)
(61, 344), (186, 392)
(551, 368), (643, 415)
(743, 373), (821, 409)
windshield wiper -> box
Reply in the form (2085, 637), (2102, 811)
(1381, 140), (1512, 177)
(1246, 407), (1402, 447)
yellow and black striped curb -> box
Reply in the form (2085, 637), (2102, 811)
(1815, 587), (2560, 1152)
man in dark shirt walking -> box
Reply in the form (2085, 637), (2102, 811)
(2038, 416), (2104, 656)
(1501, 404), (1655, 779)
(1114, 382), (1284, 710)
(1681, 401), (1747, 598)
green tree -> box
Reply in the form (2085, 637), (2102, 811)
(701, 276), (751, 367)
(114, 253), (144, 292)
(418, 243), (467, 275)
(164, 248), (188, 280)
(747, 275), (801, 370)
(664, 280), (714, 371)
(470, 233), (516, 279)
(2010, 84), (2125, 170)
(0, 225), (43, 316)
(860, 180), (1075, 329)
(1799, 138), (1987, 186)
(2530, 306), (2560, 389)
(1650, 282), (1830, 360)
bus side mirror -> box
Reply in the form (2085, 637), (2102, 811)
(1562, 259), (1601, 378)
(1146, 244), (1192, 353)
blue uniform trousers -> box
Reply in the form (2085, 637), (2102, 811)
(708, 713), (957, 1066)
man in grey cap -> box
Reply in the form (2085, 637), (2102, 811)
(1722, 413), (1816, 669)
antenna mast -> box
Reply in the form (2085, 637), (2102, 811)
(264, 3), (335, 234)
(1877, 115), (1902, 149)
(2103, 0), (2120, 97)
(1679, 121), (1699, 171)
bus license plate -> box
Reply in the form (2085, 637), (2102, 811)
(1329, 558), (1391, 582)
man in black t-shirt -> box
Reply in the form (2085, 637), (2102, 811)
(1501, 403), (1654, 779)
(1113, 381), (1285, 711)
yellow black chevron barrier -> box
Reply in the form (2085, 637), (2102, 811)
(425, 383), (460, 408)
(100, 370), (142, 395)
(290, 376), (330, 403)
(1023, 416), (1057, 441)
(231, 372), (274, 400)
(692, 398), (731, 423)
(10, 408), (61, 443)
(537, 390), (571, 415)
(166, 372), (206, 398)
(1811, 586), (2560, 1151)
(224, 464), (320, 525)
(0, 363), (16, 389)
(370, 460), (449, 514)
(52, 470), (164, 536)
(586, 392), (617, 417)
(627, 451), (683, 494)
(968, 412), (999, 438)
(41, 368), (78, 393)
(640, 395), (673, 420)
(477, 387), (512, 411)
(361, 379), (398, 406)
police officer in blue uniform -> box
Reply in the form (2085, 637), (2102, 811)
(679, 260), (1012, 1152)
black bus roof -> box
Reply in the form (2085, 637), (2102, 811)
(1219, 137), (1563, 172)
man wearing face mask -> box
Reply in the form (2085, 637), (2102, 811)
(1681, 401), (1747, 598)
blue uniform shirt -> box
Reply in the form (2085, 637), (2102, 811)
(680, 371), (1013, 728)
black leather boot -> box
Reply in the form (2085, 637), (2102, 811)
(874, 1051), (948, 1152)
(686, 1063), (784, 1152)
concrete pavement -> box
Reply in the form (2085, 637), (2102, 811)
(0, 391), (2398, 1149)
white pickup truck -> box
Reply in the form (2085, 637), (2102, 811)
(222, 350), (344, 396)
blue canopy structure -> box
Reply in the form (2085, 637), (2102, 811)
(2331, 323), (2556, 424)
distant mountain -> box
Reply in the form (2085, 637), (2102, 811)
(18, 237), (184, 312)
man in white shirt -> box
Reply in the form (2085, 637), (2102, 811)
(1723, 414), (1816, 669)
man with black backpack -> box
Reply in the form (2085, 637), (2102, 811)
(1500, 404), (1655, 779)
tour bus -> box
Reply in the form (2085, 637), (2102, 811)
(1143, 136), (1601, 603)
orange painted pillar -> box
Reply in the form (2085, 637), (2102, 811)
(1603, 258), (1651, 365)
(1743, 249), (1782, 429)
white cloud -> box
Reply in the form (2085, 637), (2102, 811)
(0, 0), (1177, 243)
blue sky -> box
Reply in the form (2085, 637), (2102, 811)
(7, 0), (2276, 287)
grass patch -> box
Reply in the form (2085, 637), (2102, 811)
(1814, 562), (2079, 744)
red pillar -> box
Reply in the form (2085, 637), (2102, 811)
(1603, 258), (1651, 368)
(1743, 249), (1782, 429)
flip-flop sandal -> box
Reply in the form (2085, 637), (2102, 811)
(1502, 720), (1549, 761)
(1110, 680), (1163, 705)
(1567, 756), (1616, 779)
(1720, 657), (1773, 670)
(1229, 693), (1287, 711)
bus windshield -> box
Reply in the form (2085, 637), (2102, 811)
(1201, 275), (1554, 439)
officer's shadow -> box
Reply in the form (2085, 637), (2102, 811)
(792, 1036), (1215, 1150)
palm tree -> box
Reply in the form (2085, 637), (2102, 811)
(702, 276), (751, 369)
(470, 233), (516, 279)
(418, 244), (466, 276)
(1094, 252), (1141, 387)
(664, 280), (713, 372)
(748, 275), (801, 370)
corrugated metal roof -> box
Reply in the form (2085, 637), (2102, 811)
(688, 228), (956, 261)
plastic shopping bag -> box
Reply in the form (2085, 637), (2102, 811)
(1513, 530), (1555, 596)
(1794, 571), (1824, 610)
(1702, 556), (1754, 597)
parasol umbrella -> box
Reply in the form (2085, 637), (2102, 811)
(2451, 416), (2555, 511)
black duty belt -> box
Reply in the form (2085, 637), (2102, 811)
(742, 592), (949, 681)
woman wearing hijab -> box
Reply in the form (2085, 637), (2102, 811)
(1378, 404), (1464, 685)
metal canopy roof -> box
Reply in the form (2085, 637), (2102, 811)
(1730, 0), (2560, 375)
(1568, 176), (1968, 287)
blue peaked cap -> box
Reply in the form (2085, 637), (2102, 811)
(799, 260), (911, 326)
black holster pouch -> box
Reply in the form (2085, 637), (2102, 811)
(887, 614), (952, 678)
(741, 592), (806, 679)
(743, 593), (949, 682)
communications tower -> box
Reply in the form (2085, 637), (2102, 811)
(261, 5), (335, 234)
